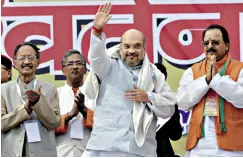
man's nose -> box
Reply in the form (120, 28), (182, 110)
(23, 57), (31, 64)
(207, 41), (214, 49)
(128, 47), (135, 53)
(72, 63), (78, 68)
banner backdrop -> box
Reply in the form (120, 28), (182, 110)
(2, 0), (243, 156)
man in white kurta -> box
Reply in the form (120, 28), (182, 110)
(177, 24), (243, 156)
(82, 3), (176, 157)
(55, 50), (93, 157)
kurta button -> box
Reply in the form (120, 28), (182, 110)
(73, 144), (76, 147)
(20, 124), (23, 127)
(16, 154), (20, 157)
(18, 139), (22, 142)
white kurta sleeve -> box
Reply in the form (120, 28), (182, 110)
(209, 68), (243, 108)
(176, 68), (210, 111)
(88, 33), (111, 81)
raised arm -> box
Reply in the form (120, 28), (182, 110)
(88, 3), (113, 80)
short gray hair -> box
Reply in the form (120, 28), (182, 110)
(61, 49), (86, 67)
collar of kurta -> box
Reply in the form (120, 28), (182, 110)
(17, 76), (36, 102)
(64, 82), (73, 90)
(64, 82), (80, 93)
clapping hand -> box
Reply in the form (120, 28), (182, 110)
(206, 55), (218, 84)
(75, 92), (87, 118)
(26, 86), (41, 106)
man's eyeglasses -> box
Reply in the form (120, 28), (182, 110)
(63, 61), (85, 68)
(14, 56), (37, 61)
(202, 40), (223, 47)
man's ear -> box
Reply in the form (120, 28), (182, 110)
(62, 68), (66, 76)
(83, 67), (87, 75)
(8, 70), (12, 78)
(13, 60), (18, 70)
(144, 44), (147, 51)
(36, 59), (40, 68)
(225, 43), (229, 50)
(13, 59), (16, 66)
(143, 44), (147, 54)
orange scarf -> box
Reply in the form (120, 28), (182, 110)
(195, 54), (231, 136)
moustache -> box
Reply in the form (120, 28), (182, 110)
(127, 53), (138, 57)
(21, 64), (33, 69)
(71, 70), (79, 74)
(206, 48), (217, 53)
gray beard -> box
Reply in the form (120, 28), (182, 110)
(122, 59), (143, 71)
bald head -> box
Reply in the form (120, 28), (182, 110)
(121, 29), (146, 45)
(119, 29), (146, 67)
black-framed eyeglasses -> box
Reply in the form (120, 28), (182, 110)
(14, 56), (37, 61)
(202, 40), (223, 47)
(63, 61), (85, 68)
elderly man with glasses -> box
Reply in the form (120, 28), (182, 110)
(1, 42), (61, 157)
(177, 24), (243, 156)
(55, 49), (94, 157)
